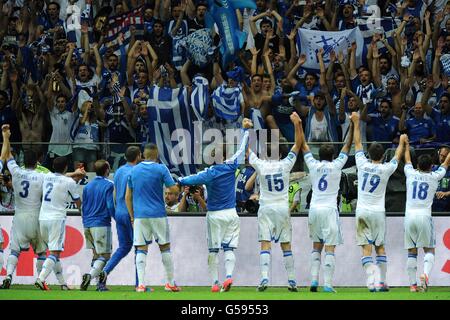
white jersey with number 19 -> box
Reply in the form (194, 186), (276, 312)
(304, 151), (348, 210)
(404, 164), (447, 217)
(249, 151), (297, 207)
(355, 151), (398, 212)
(39, 173), (80, 221)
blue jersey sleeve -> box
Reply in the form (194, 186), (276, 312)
(127, 175), (133, 189)
(162, 165), (176, 187)
(106, 183), (115, 218)
(179, 167), (213, 186)
(224, 129), (249, 167)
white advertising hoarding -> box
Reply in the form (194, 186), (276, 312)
(1, 216), (449, 287)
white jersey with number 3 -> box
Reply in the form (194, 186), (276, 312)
(7, 159), (45, 214)
(305, 151), (348, 210)
(355, 151), (398, 212)
(39, 173), (80, 221)
(249, 151), (297, 207)
(404, 164), (446, 217)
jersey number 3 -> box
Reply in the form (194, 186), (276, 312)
(265, 173), (284, 192)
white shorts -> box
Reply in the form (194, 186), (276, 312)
(207, 208), (240, 250)
(133, 217), (170, 246)
(10, 212), (46, 254)
(39, 219), (66, 252)
(84, 226), (112, 254)
(404, 214), (435, 249)
(308, 207), (343, 246)
(258, 205), (292, 243)
(355, 208), (386, 246)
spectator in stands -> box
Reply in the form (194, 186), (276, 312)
(178, 185), (207, 212)
(165, 185), (181, 213)
(362, 98), (400, 146)
(147, 19), (172, 66)
(72, 100), (104, 172)
(187, 2), (208, 34)
(235, 164), (256, 213)
(0, 169), (14, 212)
(400, 102), (436, 146)
(422, 92), (450, 144)
(432, 146), (450, 212)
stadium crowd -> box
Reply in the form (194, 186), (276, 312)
(0, 0), (449, 212)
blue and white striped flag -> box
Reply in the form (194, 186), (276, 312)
(147, 86), (197, 177)
(357, 17), (400, 47)
(190, 76), (210, 121)
(100, 6), (145, 55)
(211, 84), (242, 121)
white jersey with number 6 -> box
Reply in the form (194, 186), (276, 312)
(404, 164), (447, 217)
(249, 151), (297, 207)
(39, 173), (80, 221)
(7, 159), (45, 214)
(305, 151), (348, 210)
(355, 151), (398, 212)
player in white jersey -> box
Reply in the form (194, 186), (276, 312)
(35, 156), (83, 290)
(0, 125), (47, 290)
(350, 112), (407, 292)
(403, 138), (450, 292)
(249, 112), (302, 292)
(300, 117), (354, 293)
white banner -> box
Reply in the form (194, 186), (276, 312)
(297, 28), (364, 70)
(1, 216), (450, 287)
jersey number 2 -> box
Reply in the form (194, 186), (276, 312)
(44, 183), (53, 202)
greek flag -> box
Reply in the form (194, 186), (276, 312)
(357, 17), (400, 47)
(190, 76), (210, 121)
(296, 28), (364, 71)
(211, 84), (242, 121)
(147, 86), (196, 177)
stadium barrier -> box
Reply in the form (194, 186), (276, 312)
(1, 214), (449, 287)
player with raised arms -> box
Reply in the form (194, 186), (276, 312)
(300, 116), (354, 293)
(403, 136), (450, 292)
(178, 118), (253, 293)
(350, 112), (407, 292)
(249, 112), (302, 292)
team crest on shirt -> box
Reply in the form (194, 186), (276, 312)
(287, 153), (295, 161)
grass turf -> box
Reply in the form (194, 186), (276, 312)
(0, 285), (449, 300)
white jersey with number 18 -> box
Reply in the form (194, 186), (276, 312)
(305, 151), (348, 210)
(249, 151), (297, 207)
(404, 164), (446, 217)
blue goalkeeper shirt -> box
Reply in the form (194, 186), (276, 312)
(179, 130), (249, 211)
(82, 176), (115, 228)
(128, 161), (176, 218)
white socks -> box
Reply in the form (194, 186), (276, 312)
(0, 250), (3, 273)
(224, 249), (236, 279)
(39, 255), (57, 282)
(135, 250), (147, 287)
(208, 250), (219, 285)
(323, 253), (335, 288)
(423, 252), (435, 277)
(6, 252), (19, 276)
(54, 259), (66, 285)
(310, 250), (321, 283)
(407, 253), (418, 286)
(161, 250), (175, 286)
(283, 250), (295, 282)
(89, 257), (107, 279)
(376, 255), (387, 284)
(260, 250), (271, 281)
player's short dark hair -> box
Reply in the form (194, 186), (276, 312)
(319, 144), (335, 162)
(143, 143), (158, 160)
(125, 146), (141, 162)
(56, 94), (67, 101)
(23, 150), (38, 168)
(48, 1), (60, 10)
(260, 18), (272, 28)
(368, 143), (385, 161)
(94, 159), (110, 176)
(53, 156), (68, 173)
(251, 74), (263, 81)
(305, 72), (318, 80)
(417, 154), (433, 171)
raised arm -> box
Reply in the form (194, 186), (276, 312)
(1, 124), (12, 162)
(290, 111), (303, 154)
(393, 134), (407, 161)
(350, 111), (362, 152)
(341, 119), (354, 154)
(404, 135), (411, 164)
(287, 54), (306, 88)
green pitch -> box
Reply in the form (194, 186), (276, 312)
(0, 285), (449, 300)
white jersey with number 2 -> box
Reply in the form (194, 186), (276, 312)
(304, 151), (348, 210)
